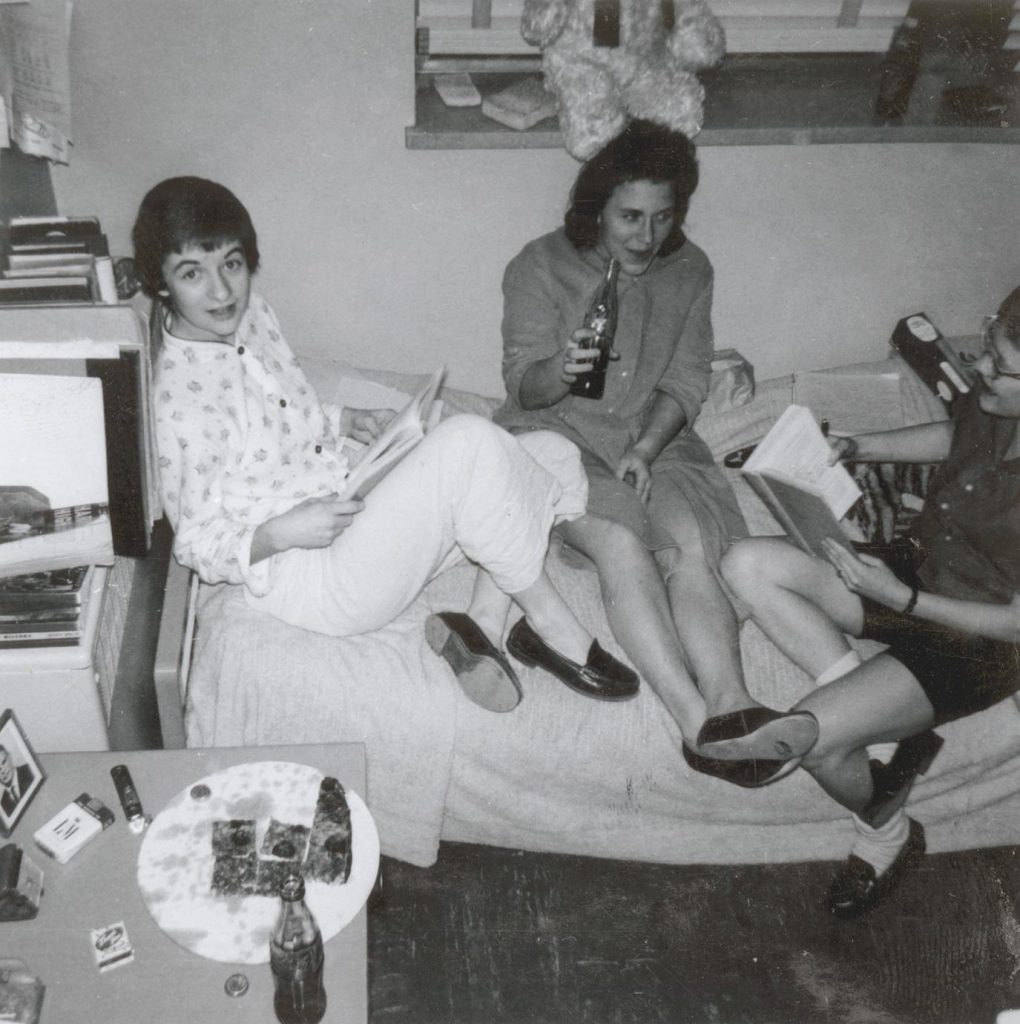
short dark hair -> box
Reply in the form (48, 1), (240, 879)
(996, 285), (1020, 346)
(563, 120), (699, 255)
(131, 177), (259, 298)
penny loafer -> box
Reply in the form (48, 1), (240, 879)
(425, 611), (522, 713)
(696, 708), (819, 762)
(827, 818), (925, 918)
(681, 744), (800, 788)
(505, 618), (639, 701)
(862, 729), (944, 827)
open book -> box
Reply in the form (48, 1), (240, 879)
(741, 404), (861, 558)
(339, 367), (446, 500)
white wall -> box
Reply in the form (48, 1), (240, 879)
(50, 0), (1020, 395)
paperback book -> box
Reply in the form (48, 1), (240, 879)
(741, 404), (861, 558)
(338, 367), (445, 500)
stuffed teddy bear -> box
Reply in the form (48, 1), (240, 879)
(522, 0), (726, 160)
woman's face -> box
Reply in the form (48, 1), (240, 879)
(597, 180), (676, 277)
(976, 320), (1020, 420)
(160, 239), (251, 343)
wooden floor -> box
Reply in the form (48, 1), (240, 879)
(369, 839), (1020, 1024)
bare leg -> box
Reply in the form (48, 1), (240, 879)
(721, 536), (865, 678)
(650, 488), (753, 718)
(558, 515), (707, 739)
(795, 653), (935, 813)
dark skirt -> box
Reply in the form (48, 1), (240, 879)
(577, 433), (748, 571)
(856, 541), (1020, 725)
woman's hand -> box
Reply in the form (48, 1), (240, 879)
(342, 407), (396, 444)
(252, 494), (364, 563)
(561, 327), (619, 385)
(821, 537), (912, 611)
(617, 449), (652, 504)
(826, 435), (859, 466)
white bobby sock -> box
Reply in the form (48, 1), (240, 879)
(815, 650), (897, 764)
(850, 809), (910, 875)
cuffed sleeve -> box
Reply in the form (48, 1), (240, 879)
(653, 264), (714, 433)
(155, 406), (278, 595)
(501, 251), (563, 405)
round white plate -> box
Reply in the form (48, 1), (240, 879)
(136, 760), (379, 964)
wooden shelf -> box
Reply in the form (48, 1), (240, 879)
(408, 56), (1020, 149)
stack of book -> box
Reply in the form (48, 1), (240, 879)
(0, 565), (96, 650)
(0, 216), (117, 306)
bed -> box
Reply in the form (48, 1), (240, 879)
(155, 352), (1020, 868)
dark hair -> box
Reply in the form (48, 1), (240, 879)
(563, 120), (699, 255)
(131, 177), (259, 298)
(996, 285), (1020, 345)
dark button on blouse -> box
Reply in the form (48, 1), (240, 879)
(315, 444), (322, 454)
(279, 399), (287, 408)
(237, 345), (246, 355)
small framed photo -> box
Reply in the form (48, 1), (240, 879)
(0, 709), (45, 837)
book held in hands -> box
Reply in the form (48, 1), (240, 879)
(741, 404), (862, 558)
(338, 367), (446, 501)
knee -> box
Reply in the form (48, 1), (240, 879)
(601, 519), (648, 560)
(720, 538), (772, 600)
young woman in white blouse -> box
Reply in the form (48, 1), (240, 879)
(137, 176), (636, 710)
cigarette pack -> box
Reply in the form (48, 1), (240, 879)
(32, 793), (114, 864)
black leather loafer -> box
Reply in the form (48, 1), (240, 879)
(862, 730), (944, 827)
(425, 612), (522, 713)
(827, 818), (926, 918)
(505, 618), (639, 701)
(696, 708), (819, 762)
(681, 744), (800, 788)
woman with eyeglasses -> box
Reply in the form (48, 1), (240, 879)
(720, 284), (1020, 919)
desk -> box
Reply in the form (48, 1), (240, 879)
(0, 744), (368, 1023)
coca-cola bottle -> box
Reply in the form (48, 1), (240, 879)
(569, 257), (620, 400)
(270, 875), (327, 1024)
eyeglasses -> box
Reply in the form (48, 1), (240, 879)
(965, 315), (1020, 382)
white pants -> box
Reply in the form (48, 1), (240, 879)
(245, 415), (586, 637)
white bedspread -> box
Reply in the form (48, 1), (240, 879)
(185, 356), (1020, 867)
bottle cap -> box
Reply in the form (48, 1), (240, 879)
(280, 875), (305, 901)
(224, 973), (249, 997)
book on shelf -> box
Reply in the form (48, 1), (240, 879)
(0, 609), (82, 627)
(338, 367), (446, 500)
(0, 624), (83, 642)
(0, 374), (115, 578)
(6, 250), (98, 271)
(0, 304), (157, 556)
(0, 276), (93, 304)
(0, 564), (108, 668)
(8, 215), (106, 247)
(0, 565), (93, 612)
(2, 214), (114, 305)
(741, 404), (862, 559)
(889, 312), (977, 408)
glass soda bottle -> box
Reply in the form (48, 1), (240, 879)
(569, 257), (620, 400)
(270, 875), (327, 1024)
